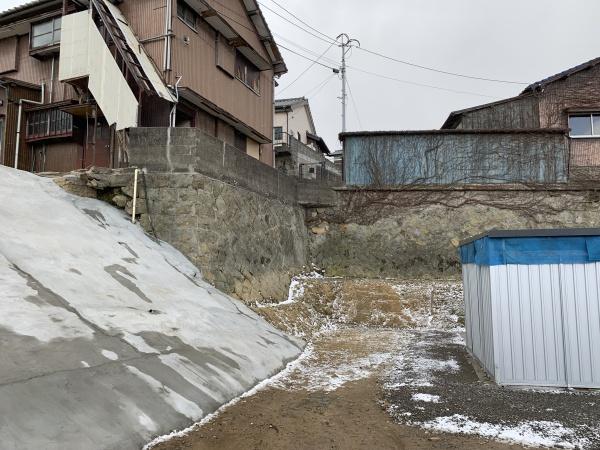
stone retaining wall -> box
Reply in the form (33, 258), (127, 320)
(307, 188), (600, 278)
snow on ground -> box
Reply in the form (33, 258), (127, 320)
(270, 346), (391, 392)
(0, 167), (303, 450)
(422, 415), (587, 449)
(383, 329), (600, 449)
(412, 393), (440, 403)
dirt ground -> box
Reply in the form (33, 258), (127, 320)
(148, 278), (599, 450)
(153, 328), (519, 450)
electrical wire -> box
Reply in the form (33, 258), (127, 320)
(260, 0), (528, 85)
(263, 0), (337, 43)
(347, 66), (497, 98)
(257, 2), (336, 45)
(278, 41), (337, 94)
(356, 47), (528, 85)
(346, 76), (363, 129)
(201, 3), (503, 98)
(303, 73), (336, 98)
(278, 43), (338, 70)
(273, 33), (339, 66)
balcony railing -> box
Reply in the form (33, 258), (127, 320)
(273, 130), (291, 147)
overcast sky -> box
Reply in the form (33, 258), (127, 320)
(4, 0), (600, 150)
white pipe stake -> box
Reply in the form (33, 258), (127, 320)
(131, 169), (139, 223)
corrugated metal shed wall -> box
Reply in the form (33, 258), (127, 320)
(465, 260), (600, 388)
(490, 264), (567, 386)
(344, 132), (569, 186)
(559, 263), (600, 388)
(463, 264), (495, 377)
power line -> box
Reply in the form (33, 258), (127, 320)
(278, 41), (337, 94)
(356, 47), (528, 85)
(263, 0), (336, 43)
(348, 66), (497, 98)
(346, 76), (363, 129)
(303, 73), (336, 98)
(272, 33), (339, 66)
(278, 43), (338, 70)
(203, 3), (501, 99)
(258, 2), (335, 45)
(259, 0), (528, 85)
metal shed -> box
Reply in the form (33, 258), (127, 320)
(459, 229), (600, 388)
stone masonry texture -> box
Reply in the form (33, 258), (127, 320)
(307, 188), (600, 278)
(138, 173), (308, 302)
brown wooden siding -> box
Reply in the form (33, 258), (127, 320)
(206, 0), (270, 61)
(170, 16), (274, 139)
(3, 84), (42, 170)
(570, 139), (600, 166)
(259, 142), (273, 166)
(32, 141), (83, 172)
(456, 95), (540, 130)
(538, 64), (600, 129)
(0, 37), (18, 74)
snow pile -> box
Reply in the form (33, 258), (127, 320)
(421, 415), (587, 449)
(0, 167), (303, 450)
(411, 393), (440, 403)
(282, 271), (324, 305)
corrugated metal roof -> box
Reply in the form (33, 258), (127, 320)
(274, 97), (308, 108)
(0, 0), (59, 19)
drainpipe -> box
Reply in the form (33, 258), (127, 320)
(0, 81), (7, 163)
(14, 83), (45, 169)
(169, 76), (182, 127)
(49, 56), (55, 103)
(163, 0), (173, 74)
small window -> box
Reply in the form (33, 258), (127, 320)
(569, 114), (600, 137)
(273, 126), (283, 141)
(177, 0), (198, 30)
(31, 17), (61, 49)
(235, 51), (260, 93)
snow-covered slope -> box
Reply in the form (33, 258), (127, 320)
(0, 167), (303, 450)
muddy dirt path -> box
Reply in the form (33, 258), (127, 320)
(152, 326), (519, 450)
(149, 278), (598, 449)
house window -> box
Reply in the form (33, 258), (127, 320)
(569, 114), (600, 137)
(235, 51), (260, 93)
(26, 109), (73, 141)
(273, 126), (283, 141)
(177, 0), (198, 30)
(31, 17), (61, 49)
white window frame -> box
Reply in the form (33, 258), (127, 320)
(569, 113), (600, 139)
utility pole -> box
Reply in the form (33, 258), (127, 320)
(337, 33), (360, 133)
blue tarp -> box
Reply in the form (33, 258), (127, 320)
(460, 236), (600, 266)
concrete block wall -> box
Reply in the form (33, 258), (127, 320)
(126, 128), (298, 205)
